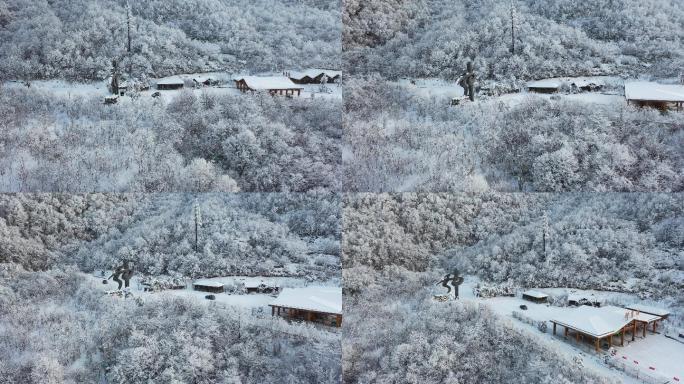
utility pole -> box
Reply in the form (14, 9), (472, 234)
(126, 1), (133, 76)
(126, 3), (131, 53)
(193, 199), (202, 253)
(542, 211), (549, 261)
(510, 1), (517, 55)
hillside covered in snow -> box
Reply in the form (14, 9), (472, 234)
(344, 0), (684, 81)
(0, 0), (341, 81)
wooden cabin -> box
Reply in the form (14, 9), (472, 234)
(527, 79), (561, 94)
(269, 287), (342, 327)
(156, 77), (185, 90)
(522, 290), (548, 304)
(234, 76), (303, 96)
(625, 81), (684, 111)
(193, 280), (224, 293)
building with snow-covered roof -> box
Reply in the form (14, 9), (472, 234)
(625, 304), (670, 319)
(625, 81), (684, 111)
(550, 305), (663, 353)
(193, 279), (224, 293)
(234, 76), (304, 96)
(269, 287), (342, 327)
(156, 76), (185, 90)
(522, 290), (548, 303)
(242, 278), (279, 294)
(289, 69), (342, 84)
(192, 76), (215, 87)
(570, 78), (604, 92)
(527, 79), (562, 93)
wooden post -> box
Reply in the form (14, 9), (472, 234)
(271, 306), (275, 316)
(336, 315), (342, 327)
(653, 321), (656, 333)
(633, 321), (636, 341)
(553, 322), (556, 335)
(576, 331), (579, 342)
(595, 338), (600, 353)
(643, 322), (646, 338)
(609, 334), (613, 346)
(564, 326), (568, 337)
(621, 329), (624, 346)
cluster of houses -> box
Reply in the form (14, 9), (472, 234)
(520, 290), (670, 354)
(152, 69), (341, 97)
(526, 78), (684, 111)
(192, 278), (342, 328)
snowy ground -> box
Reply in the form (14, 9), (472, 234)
(439, 277), (684, 383)
(395, 76), (626, 108)
(3, 69), (342, 104)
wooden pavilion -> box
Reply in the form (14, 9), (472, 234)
(550, 306), (662, 353)
(269, 287), (342, 327)
(625, 81), (684, 111)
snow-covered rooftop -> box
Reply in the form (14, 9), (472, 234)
(625, 303), (670, 317)
(241, 278), (278, 288)
(156, 76), (185, 85)
(568, 292), (599, 302)
(193, 76), (212, 83)
(625, 81), (684, 102)
(606, 305), (661, 323)
(289, 69), (341, 80)
(522, 290), (548, 299)
(235, 76), (303, 90)
(551, 305), (632, 338)
(571, 79), (604, 88)
(193, 279), (224, 288)
(527, 79), (562, 89)
(269, 287), (342, 315)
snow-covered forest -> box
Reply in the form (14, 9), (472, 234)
(0, 87), (341, 192)
(0, 265), (341, 383)
(343, 0), (684, 193)
(0, 193), (341, 383)
(344, 0), (683, 80)
(1, 193), (340, 278)
(343, 193), (682, 298)
(343, 77), (684, 192)
(342, 266), (619, 384)
(342, 193), (683, 383)
(2, 0), (683, 382)
(0, 0), (340, 81)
